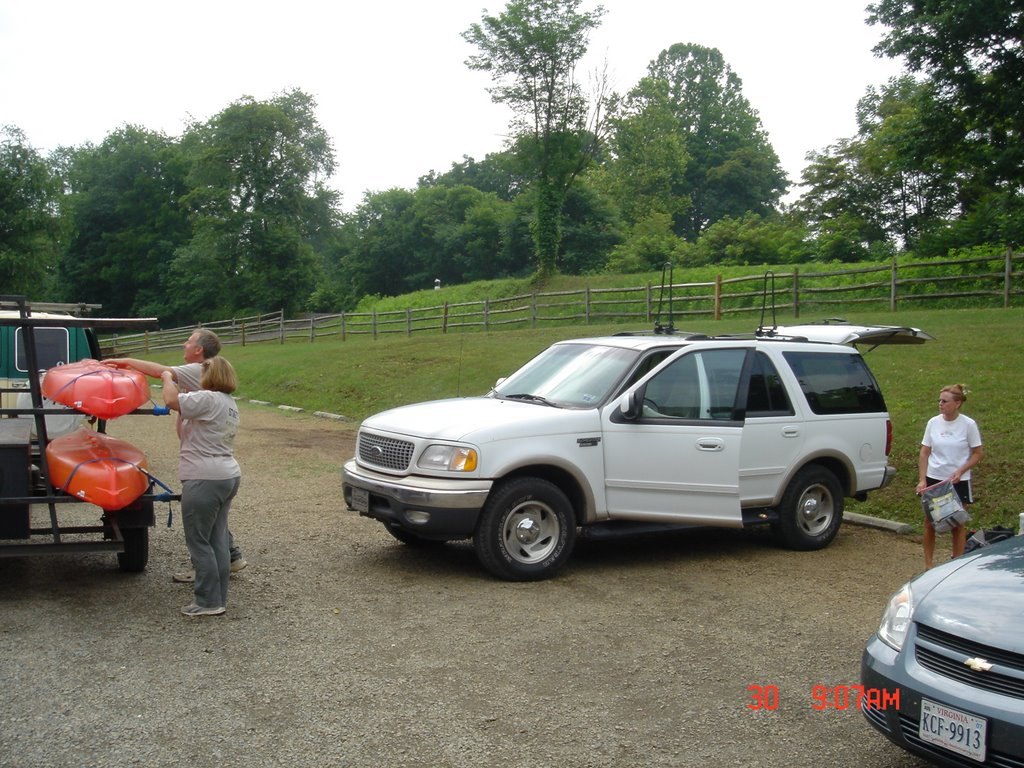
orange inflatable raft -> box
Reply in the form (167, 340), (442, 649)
(41, 359), (150, 420)
(46, 427), (151, 510)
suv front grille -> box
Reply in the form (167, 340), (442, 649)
(915, 623), (1024, 699)
(358, 432), (414, 472)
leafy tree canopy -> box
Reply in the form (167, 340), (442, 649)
(617, 43), (787, 241)
(464, 0), (608, 277)
(0, 126), (63, 298)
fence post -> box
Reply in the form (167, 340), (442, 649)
(531, 294), (537, 328)
(372, 312), (378, 340)
(309, 316), (315, 343)
(714, 275), (722, 320)
(484, 299), (490, 331)
(341, 312), (347, 341)
(279, 312), (285, 344)
(585, 287), (591, 324)
(890, 259), (898, 312)
(1005, 248), (1013, 308)
(443, 302), (448, 334)
(241, 322), (247, 347)
(406, 308), (412, 337)
(792, 268), (800, 318)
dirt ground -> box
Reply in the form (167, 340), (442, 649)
(0, 403), (934, 767)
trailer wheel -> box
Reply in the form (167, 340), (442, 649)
(118, 527), (149, 572)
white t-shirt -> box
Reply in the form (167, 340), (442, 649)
(177, 389), (240, 481)
(921, 413), (982, 481)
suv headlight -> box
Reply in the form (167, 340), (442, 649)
(877, 583), (913, 651)
(418, 445), (478, 472)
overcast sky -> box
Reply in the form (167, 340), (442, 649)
(1, 0), (905, 209)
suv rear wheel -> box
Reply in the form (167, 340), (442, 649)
(773, 466), (843, 551)
(474, 477), (576, 581)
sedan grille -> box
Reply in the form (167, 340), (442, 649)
(916, 623), (1024, 699)
(358, 432), (414, 472)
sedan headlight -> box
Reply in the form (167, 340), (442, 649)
(418, 445), (479, 472)
(877, 583), (914, 651)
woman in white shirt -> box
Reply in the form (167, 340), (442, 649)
(916, 383), (983, 569)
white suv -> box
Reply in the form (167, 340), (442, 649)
(342, 323), (930, 580)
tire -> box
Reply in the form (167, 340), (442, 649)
(117, 526), (149, 572)
(773, 466), (843, 551)
(474, 477), (576, 581)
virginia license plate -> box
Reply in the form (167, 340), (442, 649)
(350, 487), (369, 513)
(919, 698), (987, 762)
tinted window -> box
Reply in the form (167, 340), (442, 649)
(783, 350), (886, 414)
(15, 327), (70, 373)
(642, 348), (746, 420)
(745, 352), (793, 416)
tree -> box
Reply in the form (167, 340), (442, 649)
(463, 0), (607, 279)
(795, 76), (962, 255)
(59, 126), (190, 317)
(627, 44), (788, 241)
(0, 126), (63, 298)
(870, 0), (1024, 245)
(692, 212), (814, 266)
(172, 89), (339, 321)
(419, 150), (528, 201)
(870, 0), (1024, 154)
(596, 78), (691, 230)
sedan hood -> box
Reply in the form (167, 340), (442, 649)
(913, 536), (1024, 652)
(362, 396), (599, 443)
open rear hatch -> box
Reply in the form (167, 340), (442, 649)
(760, 323), (933, 347)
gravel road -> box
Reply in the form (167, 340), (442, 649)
(0, 404), (934, 767)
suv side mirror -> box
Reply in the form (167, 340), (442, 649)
(619, 388), (643, 421)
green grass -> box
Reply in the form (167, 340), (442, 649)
(146, 305), (1024, 534)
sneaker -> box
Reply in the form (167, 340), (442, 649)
(180, 603), (225, 617)
(172, 559), (247, 584)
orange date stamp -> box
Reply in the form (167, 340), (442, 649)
(746, 684), (900, 711)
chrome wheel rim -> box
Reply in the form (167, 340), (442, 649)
(501, 500), (560, 564)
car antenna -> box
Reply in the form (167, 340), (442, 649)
(653, 261), (675, 334)
(756, 271), (778, 337)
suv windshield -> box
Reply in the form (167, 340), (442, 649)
(492, 343), (640, 408)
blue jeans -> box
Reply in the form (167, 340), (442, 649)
(182, 477), (241, 609)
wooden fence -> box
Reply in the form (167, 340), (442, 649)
(102, 251), (1024, 356)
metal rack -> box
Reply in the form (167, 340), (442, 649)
(0, 295), (176, 570)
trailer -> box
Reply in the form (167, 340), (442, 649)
(0, 295), (178, 571)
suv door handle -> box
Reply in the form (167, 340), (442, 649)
(697, 438), (725, 451)
(782, 426), (800, 438)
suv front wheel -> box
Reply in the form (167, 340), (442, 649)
(773, 466), (843, 551)
(474, 477), (576, 581)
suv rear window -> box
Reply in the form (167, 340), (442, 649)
(15, 327), (71, 372)
(783, 350), (886, 415)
